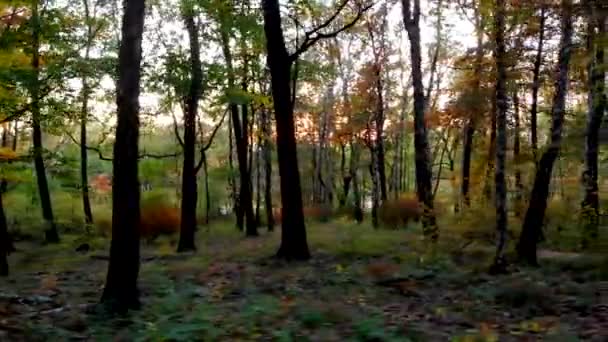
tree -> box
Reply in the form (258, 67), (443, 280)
(0, 175), (9, 276)
(490, 0), (508, 274)
(30, 0), (58, 243)
(459, 0), (485, 209)
(262, 0), (369, 259)
(215, 2), (257, 236)
(530, 4), (546, 159)
(79, 0), (97, 226)
(581, 4), (606, 248)
(100, 0), (146, 312)
(177, 4), (203, 252)
(401, 0), (438, 241)
(517, 0), (573, 266)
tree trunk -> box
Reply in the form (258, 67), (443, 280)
(262, 0), (310, 260)
(203, 152), (210, 224)
(0, 191), (9, 276)
(491, 0), (508, 274)
(100, 0), (145, 312)
(581, 11), (606, 248)
(517, 0), (573, 266)
(241, 100), (258, 237)
(483, 93), (497, 201)
(228, 114), (242, 229)
(530, 6), (546, 159)
(255, 135), (262, 227)
(261, 108), (274, 231)
(80, 0), (94, 226)
(30, 1), (58, 243)
(350, 141), (363, 222)
(402, 0), (438, 241)
(460, 7), (484, 209)
(219, 21), (256, 236)
(369, 142), (380, 228)
(177, 11), (202, 252)
(11, 121), (18, 151)
(513, 87), (523, 217)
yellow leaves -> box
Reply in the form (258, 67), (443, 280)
(0, 147), (17, 161)
(0, 50), (30, 69)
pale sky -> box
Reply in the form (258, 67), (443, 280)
(88, 0), (477, 128)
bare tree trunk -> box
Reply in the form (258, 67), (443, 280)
(402, 0), (438, 241)
(581, 10), (606, 248)
(517, 0), (573, 266)
(491, 0), (508, 274)
(262, 0), (310, 260)
(101, 0), (145, 312)
(177, 10), (202, 252)
(530, 6), (546, 160)
(30, 1), (59, 243)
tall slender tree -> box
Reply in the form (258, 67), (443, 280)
(581, 6), (606, 248)
(30, 0), (59, 243)
(80, 0), (95, 226)
(401, 0), (438, 241)
(517, 0), (573, 266)
(491, 0), (508, 274)
(262, 0), (369, 259)
(100, 0), (146, 312)
(460, 0), (484, 209)
(177, 5), (203, 252)
(530, 5), (546, 159)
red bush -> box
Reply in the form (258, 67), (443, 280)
(378, 195), (423, 229)
(97, 203), (180, 241)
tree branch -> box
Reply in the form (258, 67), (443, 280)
(290, 1), (373, 61)
(171, 110), (185, 148)
(194, 108), (228, 173)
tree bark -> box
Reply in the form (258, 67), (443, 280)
(530, 6), (546, 159)
(177, 11), (202, 252)
(402, 0), (438, 241)
(581, 10), (606, 248)
(517, 0), (573, 266)
(100, 0), (145, 312)
(31, 0), (58, 243)
(491, 0), (508, 274)
(262, 0), (310, 260)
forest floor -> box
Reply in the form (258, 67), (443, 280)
(1, 219), (607, 341)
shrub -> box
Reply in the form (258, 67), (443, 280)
(378, 195), (422, 229)
(96, 201), (180, 242)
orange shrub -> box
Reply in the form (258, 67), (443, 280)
(378, 195), (423, 229)
(96, 203), (180, 242)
